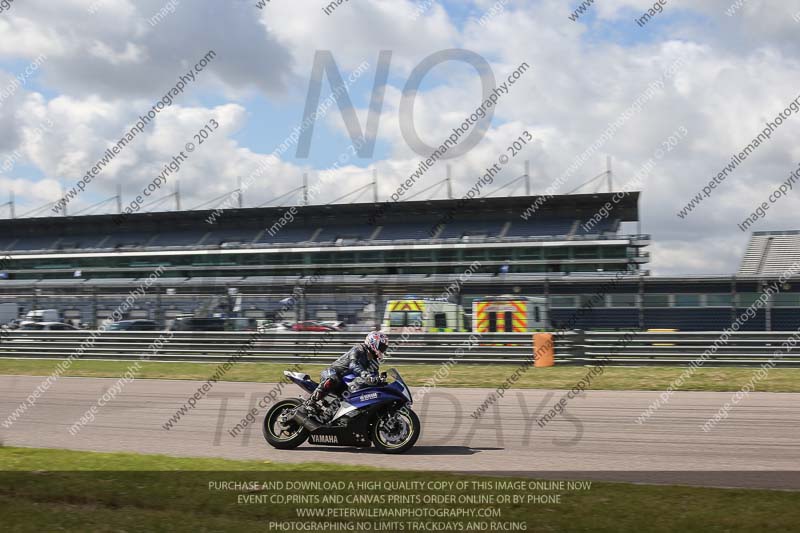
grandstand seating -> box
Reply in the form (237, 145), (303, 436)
(314, 224), (375, 242)
(54, 235), (107, 250)
(374, 223), (441, 241)
(109, 232), (154, 248)
(2, 214), (623, 254)
(739, 231), (800, 276)
(436, 220), (504, 239)
(257, 227), (313, 244)
(149, 230), (207, 247)
(505, 217), (575, 237)
(8, 235), (58, 251)
(203, 229), (258, 245)
(573, 217), (619, 236)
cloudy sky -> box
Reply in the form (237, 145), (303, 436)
(0, 0), (799, 275)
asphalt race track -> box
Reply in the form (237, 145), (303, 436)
(1, 375), (799, 490)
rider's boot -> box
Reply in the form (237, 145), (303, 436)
(303, 397), (321, 415)
(303, 385), (325, 415)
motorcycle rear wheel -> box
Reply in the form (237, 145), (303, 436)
(263, 398), (309, 449)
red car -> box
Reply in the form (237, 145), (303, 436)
(290, 321), (336, 332)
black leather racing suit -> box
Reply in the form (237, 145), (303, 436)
(309, 343), (381, 405)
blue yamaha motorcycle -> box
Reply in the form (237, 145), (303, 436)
(263, 368), (420, 454)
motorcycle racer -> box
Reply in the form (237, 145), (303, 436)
(304, 331), (389, 414)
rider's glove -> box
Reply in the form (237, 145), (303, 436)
(362, 372), (381, 386)
(348, 377), (366, 393)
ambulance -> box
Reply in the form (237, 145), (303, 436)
(472, 295), (549, 333)
(382, 298), (465, 333)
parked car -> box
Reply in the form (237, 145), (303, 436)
(19, 322), (78, 330)
(290, 321), (336, 332)
(320, 320), (347, 331)
(258, 321), (292, 331)
(107, 320), (158, 331)
(170, 317), (225, 331)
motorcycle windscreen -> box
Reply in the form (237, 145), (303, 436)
(388, 369), (412, 403)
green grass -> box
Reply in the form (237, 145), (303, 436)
(1, 447), (799, 532)
(0, 445), (365, 472)
(2, 358), (800, 392)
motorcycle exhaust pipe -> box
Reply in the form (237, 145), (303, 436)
(292, 408), (322, 432)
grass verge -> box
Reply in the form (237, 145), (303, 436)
(1, 358), (800, 392)
(1, 446), (799, 532)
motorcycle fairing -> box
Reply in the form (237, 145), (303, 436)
(283, 371), (317, 393)
(307, 403), (382, 447)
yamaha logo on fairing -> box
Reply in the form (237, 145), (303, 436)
(310, 434), (338, 444)
(359, 392), (378, 401)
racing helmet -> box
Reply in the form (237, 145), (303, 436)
(365, 331), (389, 360)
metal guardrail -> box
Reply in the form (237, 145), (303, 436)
(0, 331), (539, 365)
(0, 330), (797, 367)
(577, 331), (800, 367)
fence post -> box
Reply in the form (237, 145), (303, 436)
(572, 329), (586, 362)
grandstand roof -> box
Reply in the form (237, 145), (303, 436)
(739, 230), (800, 276)
(2, 192), (640, 236)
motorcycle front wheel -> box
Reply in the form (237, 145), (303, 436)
(371, 408), (420, 454)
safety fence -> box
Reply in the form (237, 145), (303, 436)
(579, 330), (800, 367)
(0, 331), (536, 365)
(0, 330), (798, 366)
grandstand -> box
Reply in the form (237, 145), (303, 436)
(0, 193), (646, 280)
(739, 230), (800, 276)
(1, 192), (798, 331)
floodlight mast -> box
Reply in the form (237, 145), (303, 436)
(0, 191), (14, 218)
